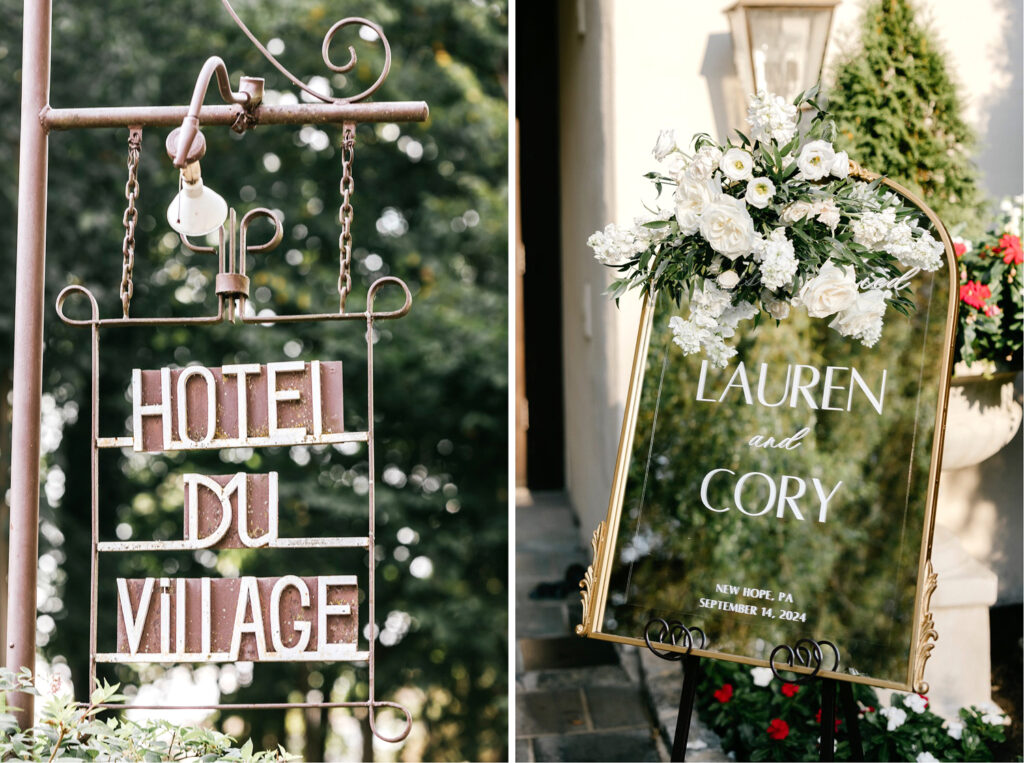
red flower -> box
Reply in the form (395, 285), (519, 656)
(994, 233), (1023, 265)
(815, 708), (842, 731)
(713, 683), (733, 703)
(918, 694), (930, 709)
(781, 683), (799, 698)
(960, 280), (992, 310)
(954, 242), (967, 257)
(766, 718), (789, 740)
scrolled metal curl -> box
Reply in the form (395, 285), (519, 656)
(368, 700), (413, 743)
(367, 276), (413, 320)
(769, 638), (840, 684)
(221, 0), (391, 104)
(643, 617), (707, 662)
(56, 284), (100, 327)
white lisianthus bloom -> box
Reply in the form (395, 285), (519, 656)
(916, 753), (938, 763)
(699, 195), (757, 260)
(796, 140), (836, 181)
(747, 91), (798, 146)
(719, 147), (754, 182)
(880, 706), (907, 731)
(757, 228), (798, 290)
(796, 261), (859, 318)
(831, 150), (850, 179)
(946, 720), (964, 740)
(750, 667), (774, 687)
(814, 199), (842, 232)
(781, 201), (815, 223)
(587, 223), (645, 265)
(830, 288), (887, 347)
(688, 145), (724, 181)
(653, 129), (677, 161)
(903, 693), (929, 714)
(745, 177), (776, 209)
(851, 207), (897, 249)
(896, 231), (944, 271)
(763, 295), (791, 320)
(675, 177), (716, 235)
(717, 270), (740, 289)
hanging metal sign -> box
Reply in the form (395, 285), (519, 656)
(50, 10), (427, 743)
(577, 171), (958, 692)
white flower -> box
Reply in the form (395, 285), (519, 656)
(747, 91), (798, 146)
(663, 153), (688, 180)
(916, 752), (938, 762)
(745, 177), (776, 209)
(690, 280), (734, 318)
(897, 231), (944, 271)
(719, 301), (758, 334)
(699, 195), (757, 260)
(763, 295), (791, 320)
(720, 148), (754, 182)
(781, 201), (815, 223)
(668, 316), (703, 354)
(814, 199), (841, 232)
(880, 706), (907, 731)
(653, 129), (677, 161)
(979, 702), (1007, 726)
(797, 261), (859, 318)
(946, 720), (964, 740)
(675, 177), (716, 235)
(750, 667), (774, 687)
(831, 151), (850, 179)
(851, 207), (897, 249)
(587, 223), (645, 265)
(903, 693), (929, 714)
(796, 140), (836, 181)
(757, 228), (798, 290)
(830, 288), (887, 347)
(717, 270), (740, 289)
(704, 333), (738, 368)
(688, 145), (724, 181)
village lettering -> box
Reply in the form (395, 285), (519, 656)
(132, 360), (349, 451)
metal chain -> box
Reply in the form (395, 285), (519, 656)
(120, 127), (143, 318)
(338, 122), (356, 312)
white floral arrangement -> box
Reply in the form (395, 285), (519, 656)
(588, 88), (947, 368)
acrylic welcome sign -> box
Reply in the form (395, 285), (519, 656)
(577, 175), (958, 691)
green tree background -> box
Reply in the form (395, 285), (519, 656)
(0, 0), (508, 760)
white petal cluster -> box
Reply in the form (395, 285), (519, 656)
(699, 194), (758, 261)
(897, 231), (944, 270)
(669, 280), (756, 368)
(675, 177), (717, 235)
(830, 288), (887, 348)
(745, 177), (776, 209)
(587, 223), (646, 265)
(946, 719), (964, 740)
(747, 91), (798, 146)
(796, 261), (859, 318)
(815, 198), (841, 232)
(915, 753), (938, 763)
(756, 228), (798, 290)
(852, 208), (897, 248)
(880, 706), (907, 731)
(796, 140), (837, 181)
(720, 148), (754, 182)
(653, 129), (677, 161)
(750, 667), (774, 687)
(688, 145), (724, 181)
(903, 694), (929, 714)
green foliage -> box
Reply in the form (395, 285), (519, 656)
(696, 660), (1007, 762)
(827, 0), (986, 233)
(0, 668), (294, 761)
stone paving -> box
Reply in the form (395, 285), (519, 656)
(515, 489), (727, 762)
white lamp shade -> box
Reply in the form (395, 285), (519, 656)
(166, 178), (228, 237)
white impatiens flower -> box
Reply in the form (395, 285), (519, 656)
(796, 140), (837, 181)
(851, 207), (897, 249)
(916, 752), (938, 763)
(745, 177), (776, 209)
(797, 261), (859, 318)
(699, 195), (757, 260)
(750, 667), (774, 687)
(653, 129), (677, 161)
(587, 223), (645, 265)
(831, 150), (850, 179)
(880, 706), (907, 731)
(747, 91), (798, 146)
(757, 228), (798, 290)
(675, 177), (716, 235)
(688, 145), (724, 181)
(719, 147), (754, 182)
(979, 702), (1008, 726)
(903, 693), (929, 714)
(830, 288), (887, 347)
(946, 719), (964, 740)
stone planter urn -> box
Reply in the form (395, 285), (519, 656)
(941, 362), (1023, 471)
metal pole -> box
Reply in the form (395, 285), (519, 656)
(7, 0), (52, 729)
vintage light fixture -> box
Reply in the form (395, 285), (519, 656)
(165, 130), (229, 238)
(725, 0), (840, 102)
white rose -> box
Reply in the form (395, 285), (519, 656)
(717, 270), (740, 289)
(750, 667), (774, 687)
(831, 150), (850, 178)
(745, 177), (776, 209)
(688, 145), (724, 181)
(675, 177), (715, 235)
(781, 201), (814, 223)
(829, 288), (887, 347)
(797, 261), (858, 318)
(797, 140), (836, 181)
(699, 195), (757, 260)
(763, 295), (791, 320)
(653, 129), (677, 161)
(814, 199), (841, 232)
(719, 147), (754, 182)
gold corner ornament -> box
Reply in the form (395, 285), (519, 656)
(575, 521), (607, 636)
(913, 560), (939, 694)
(847, 158), (881, 183)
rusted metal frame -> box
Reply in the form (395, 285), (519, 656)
(6, 0), (51, 729)
(43, 101), (429, 131)
(95, 699), (410, 713)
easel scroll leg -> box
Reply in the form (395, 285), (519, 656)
(670, 652), (702, 762)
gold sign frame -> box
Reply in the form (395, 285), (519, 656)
(577, 166), (959, 692)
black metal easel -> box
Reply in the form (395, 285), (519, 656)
(643, 623), (864, 762)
